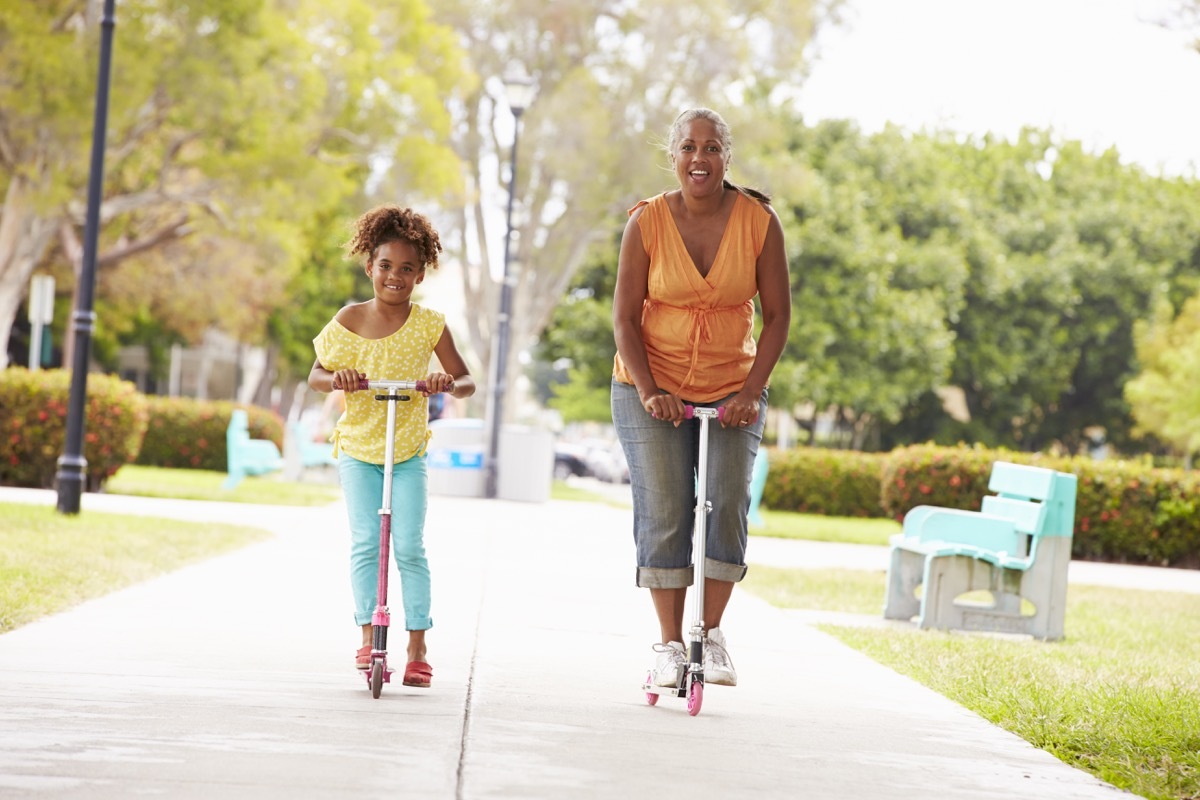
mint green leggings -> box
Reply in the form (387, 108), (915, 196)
(337, 454), (432, 630)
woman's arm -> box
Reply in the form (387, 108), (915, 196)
(722, 207), (791, 425)
(613, 208), (684, 421)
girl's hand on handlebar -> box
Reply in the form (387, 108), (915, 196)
(422, 372), (456, 396)
(331, 369), (364, 393)
(643, 391), (686, 426)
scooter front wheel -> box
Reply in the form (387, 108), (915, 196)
(687, 680), (703, 716)
(370, 661), (384, 699)
(644, 672), (658, 706)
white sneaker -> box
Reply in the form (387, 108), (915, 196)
(651, 641), (686, 687)
(704, 628), (737, 686)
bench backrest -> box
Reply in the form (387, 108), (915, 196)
(986, 461), (1077, 539)
(227, 409), (251, 444)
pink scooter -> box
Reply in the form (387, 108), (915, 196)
(642, 404), (724, 717)
(353, 378), (446, 699)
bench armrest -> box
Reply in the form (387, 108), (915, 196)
(900, 507), (1022, 555)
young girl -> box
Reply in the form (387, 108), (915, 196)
(308, 204), (475, 687)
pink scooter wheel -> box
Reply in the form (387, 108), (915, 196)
(687, 680), (703, 716)
(644, 673), (658, 706)
(370, 661), (384, 699)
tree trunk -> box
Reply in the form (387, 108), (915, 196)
(0, 178), (60, 368)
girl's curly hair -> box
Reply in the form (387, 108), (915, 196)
(345, 205), (443, 269)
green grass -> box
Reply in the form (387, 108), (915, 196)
(754, 508), (899, 546)
(0, 501), (269, 633)
(550, 485), (901, 546)
(550, 479), (631, 507)
(744, 567), (1200, 800)
(745, 565), (888, 614)
(106, 464), (342, 505)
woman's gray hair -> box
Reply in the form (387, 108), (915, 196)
(667, 108), (733, 159)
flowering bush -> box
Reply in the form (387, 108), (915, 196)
(762, 446), (889, 518)
(136, 395), (283, 471)
(0, 368), (148, 490)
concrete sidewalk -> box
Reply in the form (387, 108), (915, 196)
(0, 488), (1139, 799)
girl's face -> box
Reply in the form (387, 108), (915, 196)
(367, 240), (425, 305)
(671, 118), (729, 199)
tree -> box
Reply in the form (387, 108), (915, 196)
(1126, 294), (1200, 463)
(0, 0), (466, 370)
(423, 0), (839, 419)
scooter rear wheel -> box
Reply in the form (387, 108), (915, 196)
(370, 661), (384, 699)
(644, 672), (658, 705)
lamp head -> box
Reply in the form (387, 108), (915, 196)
(503, 75), (535, 117)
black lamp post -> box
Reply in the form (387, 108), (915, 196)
(484, 76), (535, 500)
(57, 0), (117, 514)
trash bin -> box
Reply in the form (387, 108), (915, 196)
(498, 425), (553, 503)
(427, 418), (486, 498)
(426, 419), (553, 502)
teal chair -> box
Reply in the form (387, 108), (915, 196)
(224, 409), (283, 489)
(748, 447), (769, 527)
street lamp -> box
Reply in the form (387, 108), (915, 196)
(484, 75), (535, 500)
(57, 0), (117, 515)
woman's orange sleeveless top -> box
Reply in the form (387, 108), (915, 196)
(613, 191), (770, 403)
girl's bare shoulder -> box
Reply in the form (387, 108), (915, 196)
(334, 301), (372, 327)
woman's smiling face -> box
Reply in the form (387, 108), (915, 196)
(672, 117), (729, 198)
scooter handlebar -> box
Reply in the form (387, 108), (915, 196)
(683, 405), (725, 421)
(335, 378), (452, 394)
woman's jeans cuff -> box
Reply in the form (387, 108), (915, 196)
(636, 558), (747, 588)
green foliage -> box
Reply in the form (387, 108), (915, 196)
(1125, 293), (1200, 459)
(0, 368), (147, 491)
(1, 0), (469, 368)
(762, 447), (889, 518)
(136, 395), (283, 472)
(879, 444), (1200, 568)
(536, 244), (620, 423)
(739, 111), (1200, 452)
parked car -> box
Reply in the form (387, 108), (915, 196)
(585, 439), (630, 484)
(553, 445), (591, 481)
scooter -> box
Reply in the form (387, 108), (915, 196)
(642, 404), (723, 717)
(354, 377), (443, 699)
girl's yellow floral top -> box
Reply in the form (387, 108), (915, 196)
(313, 304), (445, 464)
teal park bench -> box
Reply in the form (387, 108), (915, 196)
(223, 409), (283, 489)
(882, 461), (1078, 640)
(288, 420), (337, 468)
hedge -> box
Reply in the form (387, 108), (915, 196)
(761, 446), (888, 518)
(136, 395), (284, 471)
(0, 368), (148, 491)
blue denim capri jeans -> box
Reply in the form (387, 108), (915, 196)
(337, 454), (432, 630)
(611, 380), (767, 589)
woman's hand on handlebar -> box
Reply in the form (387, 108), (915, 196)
(642, 390), (686, 426)
(719, 390), (759, 429)
(422, 372), (456, 396)
(331, 369), (364, 393)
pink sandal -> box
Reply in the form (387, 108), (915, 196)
(355, 645), (371, 670)
(403, 660), (433, 687)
